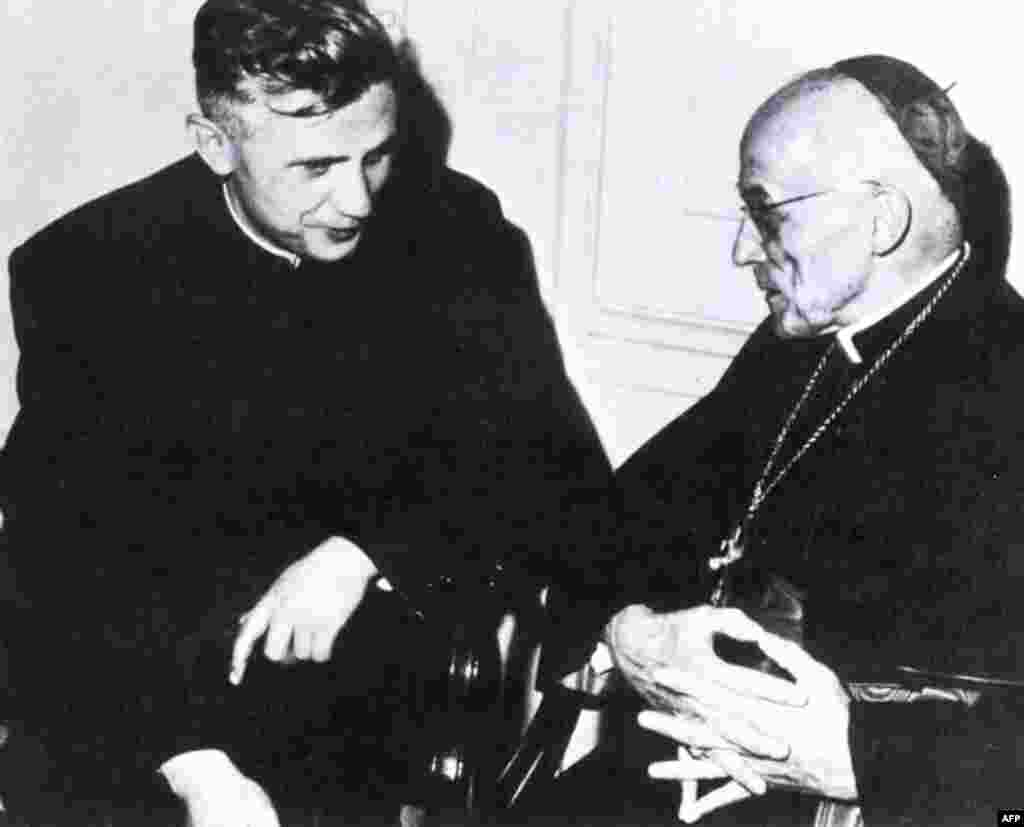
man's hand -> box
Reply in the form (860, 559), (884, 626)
(606, 604), (808, 711)
(161, 751), (280, 827)
(637, 623), (858, 821)
(230, 535), (378, 685)
(650, 746), (751, 824)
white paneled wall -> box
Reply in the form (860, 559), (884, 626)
(400, 0), (572, 298)
(6, 1), (1024, 467)
(4, 1), (198, 437)
(406, 1), (1024, 466)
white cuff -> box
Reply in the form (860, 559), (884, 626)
(559, 642), (615, 695)
(589, 641), (615, 674)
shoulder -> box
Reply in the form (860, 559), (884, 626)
(395, 166), (516, 247)
(439, 169), (531, 272)
(9, 155), (225, 324)
(432, 167), (505, 222)
(11, 155), (219, 277)
(385, 166), (533, 298)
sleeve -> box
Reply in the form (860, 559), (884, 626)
(320, 190), (619, 625)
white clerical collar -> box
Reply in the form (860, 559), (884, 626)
(833, 243), (967, 364)
(222, 182), (302, 269)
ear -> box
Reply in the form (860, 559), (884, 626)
(186, 113), (240, 177)
(871, 185), (912, 257)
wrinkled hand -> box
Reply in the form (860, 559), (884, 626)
(230, 536), (378, 685)
(650, 745), (752, 824)
(606, 604), (808, 711)
(638, 625), (858, 822)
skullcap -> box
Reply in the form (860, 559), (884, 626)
(832, 55), (968, 218)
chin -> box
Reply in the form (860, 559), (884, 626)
(306, 241), (360, 263)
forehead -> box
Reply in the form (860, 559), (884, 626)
(739, 110), (833, 201)
(239, 82), (397, 159)
(740, 88), (878, 200)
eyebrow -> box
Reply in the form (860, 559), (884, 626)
(286, 135), (398, 169)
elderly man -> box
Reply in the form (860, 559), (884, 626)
(543, 56), (1022, 827)
(0, 0), (610, 823)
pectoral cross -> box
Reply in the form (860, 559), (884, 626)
(708, 523), (745, 607)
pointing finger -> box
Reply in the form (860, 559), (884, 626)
(230, 601), (271, 686)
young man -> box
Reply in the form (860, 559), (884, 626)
(0, 2), (611, 823)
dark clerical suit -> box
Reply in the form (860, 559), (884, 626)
(542, 234), (1024, 826)
(0, 153), (612, 815)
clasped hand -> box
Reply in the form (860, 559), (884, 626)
(607, 605), (857, 823)
(230, 536), (378, 685)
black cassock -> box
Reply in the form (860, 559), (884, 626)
(540, 244), (1024, 826)
(0, 153), (613, 814)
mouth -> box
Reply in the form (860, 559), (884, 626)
(322, 226), (361, 245)
(757, 280), (785, 309)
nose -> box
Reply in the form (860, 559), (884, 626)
(732, 217), (766, 267)
(325, 164), (372, 221)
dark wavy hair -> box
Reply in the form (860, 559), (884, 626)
(193, 0), (401, 133)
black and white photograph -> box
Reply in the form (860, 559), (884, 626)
(2, 2), (1022, 825)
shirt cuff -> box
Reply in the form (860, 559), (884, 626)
(559, 641), (615, 695)
(589, 641), (615, 673)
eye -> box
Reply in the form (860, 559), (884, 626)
(363, 145), (393, 169)
(303, 161), (333, 179)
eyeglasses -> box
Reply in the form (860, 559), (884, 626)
(740, 181), (881, 244)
